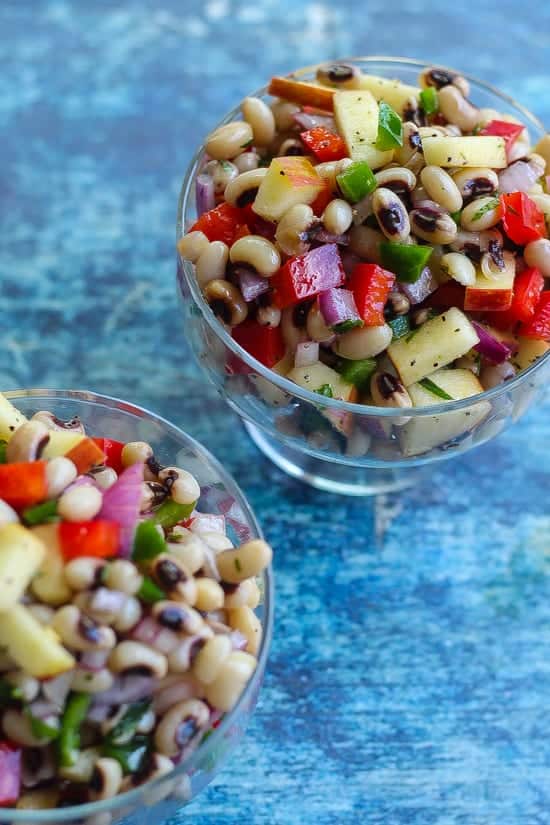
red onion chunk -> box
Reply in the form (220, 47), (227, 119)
(132, 616), (162, 646)
(0, 745), (21, 805)
(293, 111), (336, 131)
(295, 341), (319, 368)
(42, 672), (73, 710)
(313, 228), (349, 245)
(236, 267), (270, 302)
(498, 161), (539, 194)
(153, 677), (199, 716)
(319, 288), (361, 329)
(86, 704), (112, 724)
(230, 630), (248, 651)
(400, 267), (438, 305)
(27, 700), (60, 720)
(91, 675), (156, 707)
(189, 513), (226, 535)
(195, 174), (215, 217)
(88, 588), (127, 615)
(79, 649), (110, 673)
(472, 322), (513, 364)
(99, 462), (144, 557)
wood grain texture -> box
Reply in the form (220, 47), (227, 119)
(0, 1), (549, 823)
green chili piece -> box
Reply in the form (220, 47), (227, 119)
(22, 499), (59, 526)
(106, 701), (151, 746)
(102, 736), (150, 774)
(137, 576), (166, 604)
(388, 315), (411, 341)
(132, 521), (167, 563)
(379, 242), (433, 283)
(148, 499), (196, 529)
(335, 357), (377, 392)
(25, 709), (60, 741)
(419, 87), (439, 116)
(58, 692), (91, 768)
(418, 377), (454, 400)
(314, 384), (334, 398)
(336, 161), (377, 203)
(333, 319), (364, 334)
(376, 102), (403, 151)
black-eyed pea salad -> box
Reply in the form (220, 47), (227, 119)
(0, 392), (271, 809)
(178, 62), (550, 456)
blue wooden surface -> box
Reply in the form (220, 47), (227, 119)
(1, 2), (550, 823)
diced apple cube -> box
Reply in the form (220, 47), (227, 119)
(352, 74), (421, 115)
(252, 157), (325, 222)
(0, 393), (27, 441)
(464, 257), (515, 312)
(41, 430), (85, 459)
(31, 525), (72, 606)
(422, 136), (507, 168)
(333, 90), (393, 170)
(388, 307), (480, 387)
(0, 524), (45, 611)
(512, 336), (550, 371)
(287, 362), (357, 435)
(0, 604), (75, 678)
(400, 368), (491, 456)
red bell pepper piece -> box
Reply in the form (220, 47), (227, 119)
(300, 126), (347, 162)
(427, 281), (466, 310)
(0, 742), (21, 807)
(500, 192), (547, 246)
(519, 292), (550, 340)
(490, 267), (545, 330)
(348, 263), (396, 326)
(480, 120), (524, 159)
(59, 520), (121, 561)
(92, 438), (124, 474)
(65, 437), (106, 475)
(189, 202), (249, 246)
(239, 203), (276, 241)
(0, 461), (47, 509)
(270, 243), (345, 309)
(231, 320), (285, 369)
(310, 178), (333, 217)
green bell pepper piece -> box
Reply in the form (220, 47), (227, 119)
(25, 709), (60, 741)
(105, 701), (151, 746)
(102, 736), (150, 774)
(388, 315), (411, 340)
(0, 442), (7, 464)
(137, 576), (166, 604)
(379, 242), (433, 283)
(132, 520), (167, 563)
(58, 692), (91, 768)
(22, 499), (59, 526)
(314, 384), (334, 398)
(148, 499), (195, 529)
(419, 87), (439, 116)
(336, 161), (377, 203)
(335, 357), (377, 392)
(376, 102), (403, 150)
(418, 377), (454, 400)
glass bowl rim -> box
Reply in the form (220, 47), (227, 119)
(0, 389), (274, 822)
(176, 55), (550, 420)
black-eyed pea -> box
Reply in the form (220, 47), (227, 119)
(332, 324), (393, 361)
(438, 85), (479, 132)
(348, 225), (384, 263)
(394, 122), (422, 165)
(281, 306), (309, 350)
(370, 372), (412, 426)
(224, 167), (268, 207)
(167, 632), (211, 674)
(72, 668), (115, 693)
(200, 531), (234, 552)
(316, 158), (352, 191)
(241, 97), (276, 146)
(154, 699), (210, 757)
(5, 421), (50, 463)
(534, 134), (550, 171)
(177, 230), (210, 263)
(345, 428), (372, 458)
(372, 187), (411, 241)
(460, 196), (501, 231)
(192, 634), (233, 684)
(112, 596), (142, 633)
(525, 239), (550, 277)
(440, 252), (476, 286)
(451, 167), (499, 202)
(153, 601), (205, 635)
(151, 555), (197, 605)
(158, 466), (200, 506)
(196, 241), (230, 288)
(223, 578), (257, 609)
(374, 166), (417, 198)
(420, 166), (463, 213)
(229, 235), (281, 277)
(228, 606), (262, 655)
(257, 304), (282, 327)
(480, 361), (516, 389)
(168, 534), (206, 575)
(57, 485), (103, 522)
(322, 198), (353, 235)
(51, 605), (116, 652)
(121, 440), (153, 467)
(0, 499), (19, 525)
(410, 205), (457, 244)
(59, 747), (100, 783)
(108, 641), (168, 679)
(387, 291), (410, 317)
(45, 456), (77, 499)
(14, 786), (60, 811)
(507, 128), (531, 163)
(26, 603), (55, 625)
(216, 539), (272, 584)
(204, 278), (248, 326)
(316, 62), (360, 86)
(204, 650), (257, 712)
(306, 300), (334, 343)
(104, 559), (143, 595)
(89, 758), (123, 802)
(233, 150), (260, 173)
(270, 99), (300, 130)
(4, 671), (39, 703)
(279, 138), (304, 156)
(205, 121), (253, 161)
(480, 251), (506, 280)
(194, 577), (225, 612)
(92, 466), (118, 490)
(124, 753), (173, 791)
(2, 708), (56, 747)
(64, 557), (106, 591)
(275, 203), (316, 256)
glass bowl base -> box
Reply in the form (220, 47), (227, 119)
(243, 421), (427, 496)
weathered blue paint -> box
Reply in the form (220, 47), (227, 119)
(1, 2), (549, 822)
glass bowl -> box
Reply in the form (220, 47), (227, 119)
(176, 57), (550, 496)
(0, 390), (274, 825)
